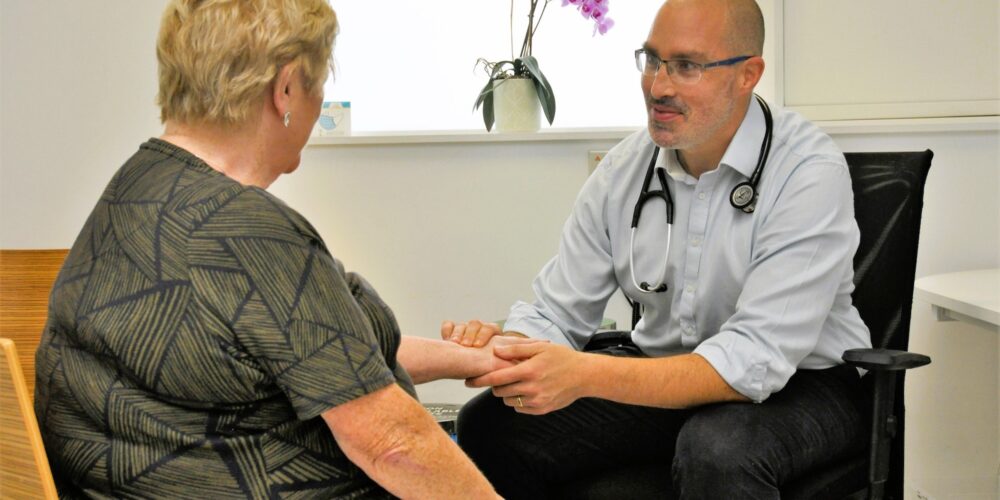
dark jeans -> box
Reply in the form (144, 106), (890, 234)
(457, 355), (866, 499)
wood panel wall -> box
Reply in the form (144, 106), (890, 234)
(0, 250), (69, 400)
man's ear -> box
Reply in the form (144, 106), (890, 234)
(739, 56), (765, 94)
(272, 62), (298, 118)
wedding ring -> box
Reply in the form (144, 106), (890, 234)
(515, 396), (524, 408)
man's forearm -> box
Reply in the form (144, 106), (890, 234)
(580, 352), (749, 408)
(470, 342), (748, 415)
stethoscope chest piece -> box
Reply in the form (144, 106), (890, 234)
(730, 182), (757, 213)
(728, 94), (773, 214)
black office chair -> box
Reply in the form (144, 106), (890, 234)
(564, 150), (934, 500)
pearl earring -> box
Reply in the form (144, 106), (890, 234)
(283, 111), (291, 128)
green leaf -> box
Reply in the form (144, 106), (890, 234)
(473, 79), (493, 111)
(483, 86), (494, 131)
(473, 79), (496, 131)
(518, 56), (556, 124)
(533, 78), (556, 125)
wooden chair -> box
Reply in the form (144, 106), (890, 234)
(0, 249), (68, 399)
(0, 337), (58, 499)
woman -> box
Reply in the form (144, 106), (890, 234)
(34, 0), (512, 497)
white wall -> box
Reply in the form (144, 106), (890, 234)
(0, 1), (167, 245)
(2, 1), (998, 498)
(268, 138), (632, 404)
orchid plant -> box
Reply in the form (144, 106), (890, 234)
(474, 0), (614, 131)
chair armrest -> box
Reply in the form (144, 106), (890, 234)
(842, 348), (931, 371)
(844, 347), (930, 499)
(583, 330), (631, 352)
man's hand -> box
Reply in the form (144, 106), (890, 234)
(441, 320), (502, 347)
(470, 335), (545, 375)
(466, 342), (588, 415)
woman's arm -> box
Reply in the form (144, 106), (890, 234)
(396, 334), (532, 384)
(322, 384), (499, 499)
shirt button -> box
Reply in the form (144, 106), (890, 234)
(691, 237), (701, 247)
(684, 323), (695, 334)
(685, 284), (695, 294)
(698, 192), (707, 200)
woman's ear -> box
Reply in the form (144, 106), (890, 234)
(272, 62), (298, 118)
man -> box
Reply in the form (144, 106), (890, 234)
(449, 0), (872, 497)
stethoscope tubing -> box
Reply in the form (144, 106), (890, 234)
(628, 94), (773, 295)
(629, 147), (672, 294)
(629, 220), (672, 293)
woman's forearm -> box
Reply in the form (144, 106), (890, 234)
(323, 384), (499, 499)
(396, 335), (487, 384)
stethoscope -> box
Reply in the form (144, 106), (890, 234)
(628, 94), (773, 295)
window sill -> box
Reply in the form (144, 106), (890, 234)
(306, 127), (640, 147)
(305, 116), (998, 148)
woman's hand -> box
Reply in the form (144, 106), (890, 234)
(441, 319), (502, 347)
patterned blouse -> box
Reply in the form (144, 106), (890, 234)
(35, 139), (413, 499)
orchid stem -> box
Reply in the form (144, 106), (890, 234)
(509, 0), (515, 60)
(519, 0), (538, 59)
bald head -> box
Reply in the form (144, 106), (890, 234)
(724, 0), (764, 56)
(643, 0), (767, 155)
(656, 0), (764, 57)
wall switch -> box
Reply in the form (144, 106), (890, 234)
(588, 150), (608, 174)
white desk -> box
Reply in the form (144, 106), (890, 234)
(914, 268), (1000, 497)
(914, 268), (1000, 332)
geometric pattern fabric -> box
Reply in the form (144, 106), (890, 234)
(34, 139), (406, 498)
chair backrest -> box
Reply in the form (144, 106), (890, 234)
(0, 338), (58, 499)
(846, 151), (933, 351)
(0, 249), (68, 399)
(844, 150), (933, 500)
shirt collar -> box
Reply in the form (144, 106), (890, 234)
(719, 97), (766, 180)
(662, 147), (690, 182)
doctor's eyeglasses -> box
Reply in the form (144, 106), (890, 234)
(634, 49), (751, 85)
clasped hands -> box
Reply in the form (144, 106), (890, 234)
(441, 320), (587, 415)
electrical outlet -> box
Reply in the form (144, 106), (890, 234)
(588, 150), (608, 174)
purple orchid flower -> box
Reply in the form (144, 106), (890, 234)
(561, 0), (613, 35)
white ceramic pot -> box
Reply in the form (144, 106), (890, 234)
(492, 78), (541, 133)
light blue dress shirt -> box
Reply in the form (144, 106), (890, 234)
(504, 99), (872, 402)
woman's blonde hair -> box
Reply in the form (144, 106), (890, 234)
(156, 0), (337, 126)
